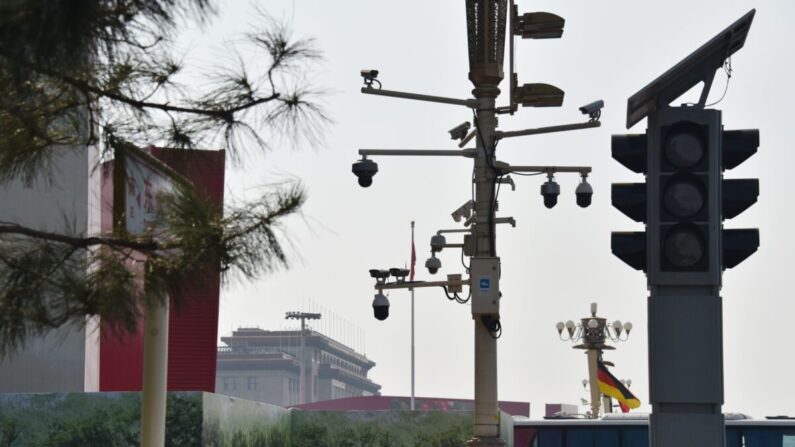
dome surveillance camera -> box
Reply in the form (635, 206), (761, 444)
(575, 180), (593, 208)
(372, 292), (390, 321)
(430, 234), (446, 252)
(541, 180), (560, 209)
(352, 158), (378, 188)
(425, 255), (441, 275)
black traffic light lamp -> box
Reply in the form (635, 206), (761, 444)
(611, 109), (760, 278)
(721, 129), (760, 269)
(656, 117), (713, 273)
(611, 133), (648, 272)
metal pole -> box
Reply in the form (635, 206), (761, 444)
(140, 296), (169, 447)
(299, 318), (306, 405)
(603, 395), (613, 414)
(411, 221), (416, 411)
(586, 349), (601, 419)
(361, 87), (477, 108)
(471, 87), (502, 445)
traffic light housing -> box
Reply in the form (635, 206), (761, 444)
(611, 107), (759, 283)
(650, 108), (718, 284)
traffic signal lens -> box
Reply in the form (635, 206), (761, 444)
(665, 129), (704, 168)
(664, 225), (705, 268)
(663, 175), (705, 218)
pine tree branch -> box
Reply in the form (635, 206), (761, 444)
(0, 223), (157, 252)
(0, 50), (281, 121)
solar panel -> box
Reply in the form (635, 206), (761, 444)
(625, 9), (755, 129)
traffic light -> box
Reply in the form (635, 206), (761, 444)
(721, 129), (760, 268)
(650, 107), (717, 281)
(611, 107), (759, 282)
(611, 133), (648, 271)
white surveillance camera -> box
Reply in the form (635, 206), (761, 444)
(451, 200), (475, 223)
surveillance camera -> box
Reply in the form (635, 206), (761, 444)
(448, 122), (471, 141)
(372, 292), (390, 321)
(541, 180), (560, 209)
(389, 268), (410, 279)
(451, 200), (475, 223)
(425, 255), (441, 275)
(352, 158), (378, 188)
(579, 100), (604, 120)
(361, 69), (380, 88)
(575, 180), (593, 208)
(369, 269), (390, 279)
(361, 69), (379, 79)
(430, 234), (446, 252)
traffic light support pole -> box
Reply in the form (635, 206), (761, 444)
(648, 289), (723, 446)
(647, 108), (725, 447)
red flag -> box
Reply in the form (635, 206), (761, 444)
(410, 222), (416, 281)
(618, 401), (630, 413)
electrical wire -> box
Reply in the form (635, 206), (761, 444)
(509, 171), (545, 177)
(705, 57), (732, 107)
(481, 315), (502, 339)
(440, 286), (470, 304)
(684, 57), (733, 108)
(471, 110), (499, 257)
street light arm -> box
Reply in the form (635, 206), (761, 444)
(359, 148), (476, 158)
(361, 87), (478, 108)
(494, 120), (601, 140)
(375, 278), (469, 291)
(437, 229), (472, 235)
(495, 217), (516, 227)
(500, 165), (592, 175)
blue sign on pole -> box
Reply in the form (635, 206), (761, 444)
(479, 277), (490, 292)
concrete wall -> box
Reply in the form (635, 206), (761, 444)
(215, 369), (298, 407)
(0, 144), (98, 392)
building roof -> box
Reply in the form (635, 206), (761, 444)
(220, 328), (375, 370)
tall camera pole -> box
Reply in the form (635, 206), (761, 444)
(354, 2), (597, 445)
(465, 1), (506, 443)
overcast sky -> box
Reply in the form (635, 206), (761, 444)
(179, 0), (795, 418)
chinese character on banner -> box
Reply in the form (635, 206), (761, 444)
(124, 148), (178, 236)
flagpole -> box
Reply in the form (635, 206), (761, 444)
(410, 220), (416, 411)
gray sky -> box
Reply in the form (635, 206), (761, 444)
(181, 0), (795, 418)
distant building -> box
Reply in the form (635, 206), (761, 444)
(293, 395), (530, 417)
(216, 328), (381, 406)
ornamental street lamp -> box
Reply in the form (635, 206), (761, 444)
(557, 302), (633, 419)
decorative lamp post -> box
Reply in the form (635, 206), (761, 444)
(557, 302), (632, 418)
